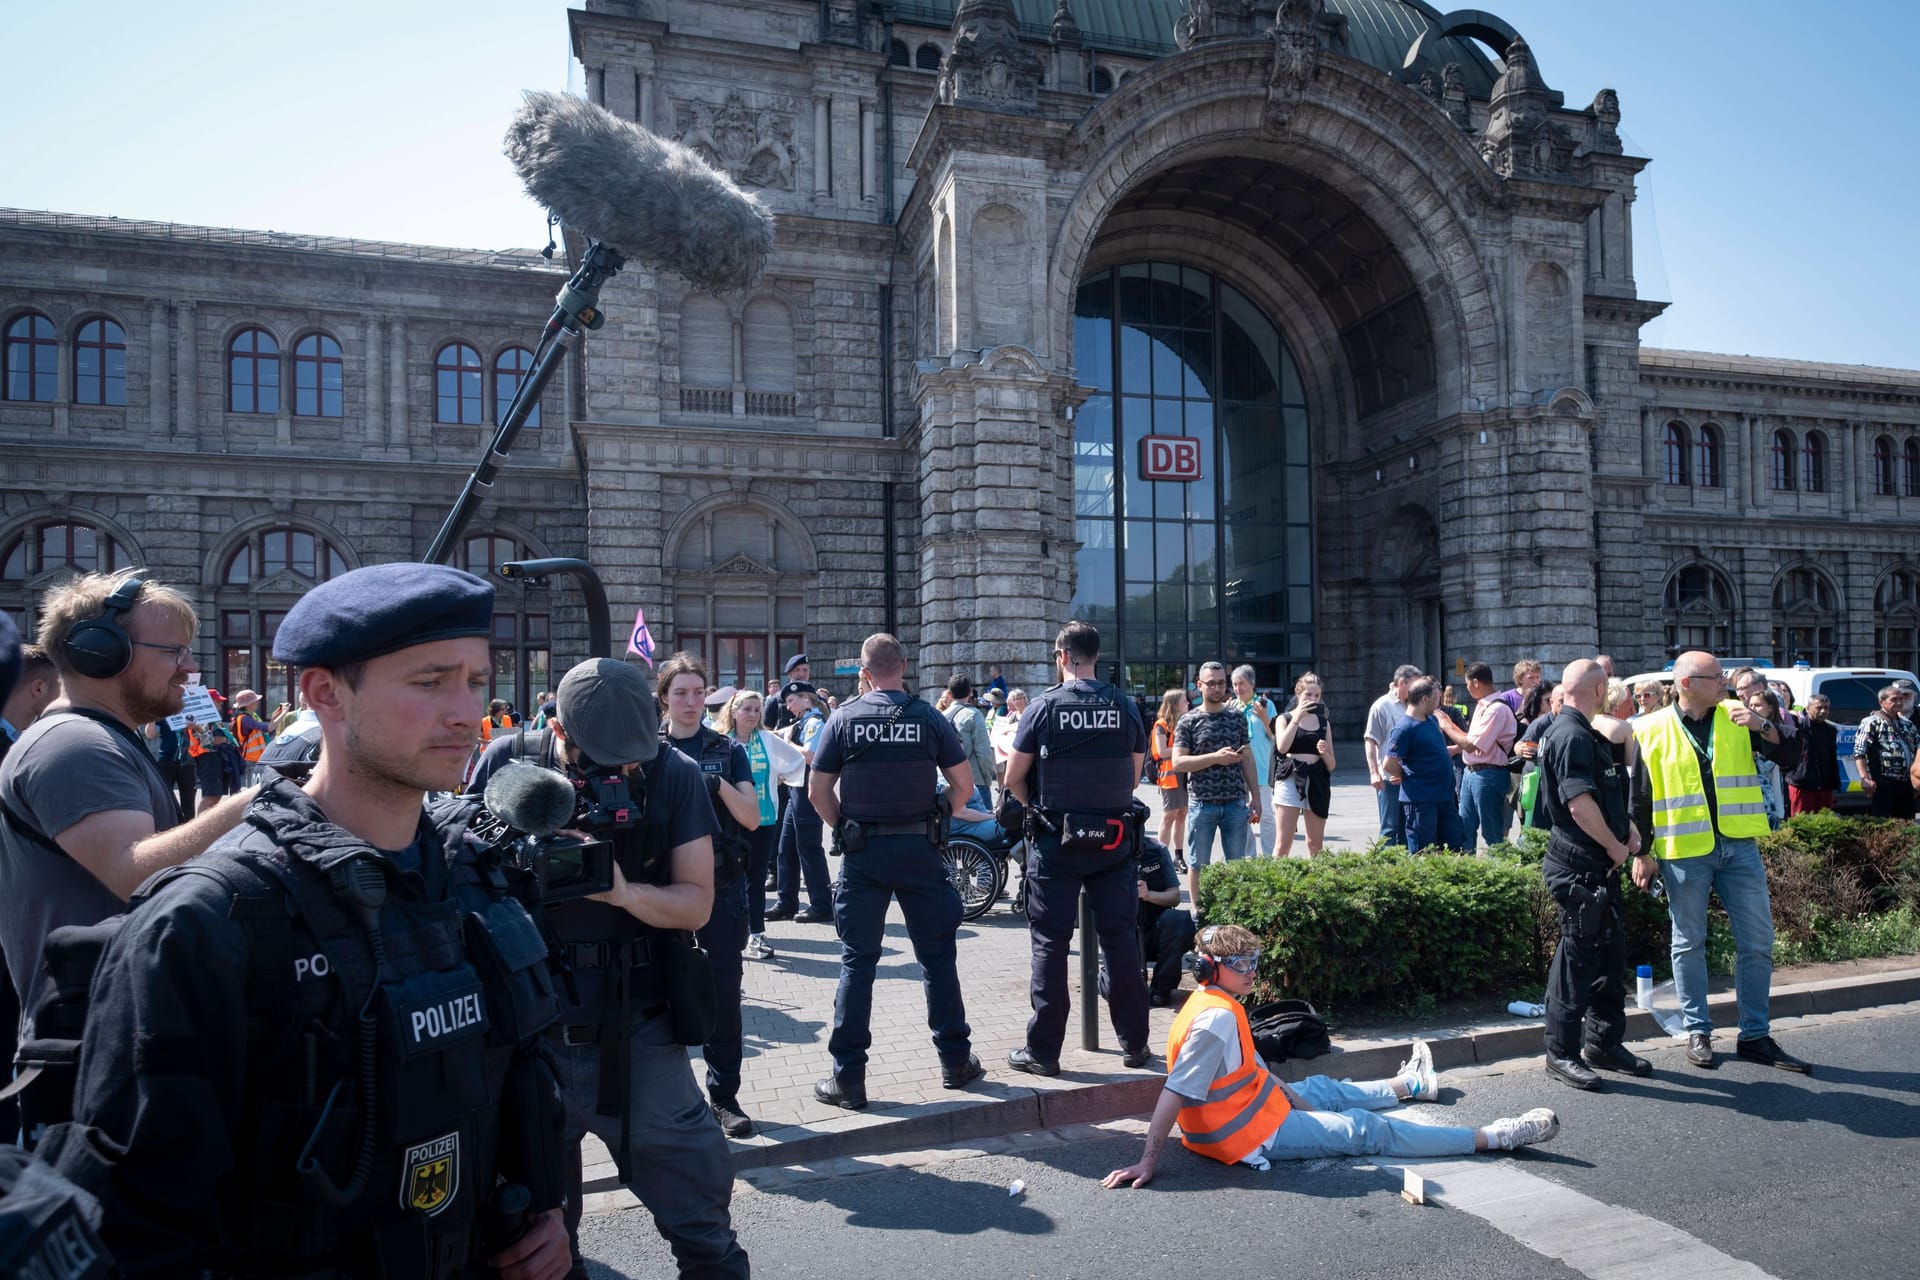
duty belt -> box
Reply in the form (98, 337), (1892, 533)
(557, 937), (654, 970)
(849, 821), (932, 837)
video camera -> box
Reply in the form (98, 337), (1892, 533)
(478, 758), (652, 903)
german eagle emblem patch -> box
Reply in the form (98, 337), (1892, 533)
(400, 1131), (459, 1217)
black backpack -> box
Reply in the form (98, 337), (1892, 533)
(1248, 998), (1332, 1063)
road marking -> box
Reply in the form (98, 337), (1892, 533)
(1410, 1159), (1779, 1280)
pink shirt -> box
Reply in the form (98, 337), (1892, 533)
(1463, 697), (1518, 766)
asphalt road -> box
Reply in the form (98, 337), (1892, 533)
(579, 1002), (1920, 1279)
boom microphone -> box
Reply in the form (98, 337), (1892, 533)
(504, 90), (775, 294)
(484, 761), (580, 839)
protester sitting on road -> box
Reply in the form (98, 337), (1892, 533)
(1101, 924), (1560, 1186)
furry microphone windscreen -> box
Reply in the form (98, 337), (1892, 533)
(483, 761), (580, 838)
(504, 90), (775, 294)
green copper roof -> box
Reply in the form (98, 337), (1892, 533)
(897, 1), (1500, 94)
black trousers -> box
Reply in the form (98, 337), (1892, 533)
(1024, 839), (1149, 1060)
(1099, 907), (1195, 1005)
(696, 875), (748, 1105)
(1869, 776), (1917, 819)
(1543, 838), (1629, 1059)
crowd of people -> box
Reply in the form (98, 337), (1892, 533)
(5, 568), (1916, 1274)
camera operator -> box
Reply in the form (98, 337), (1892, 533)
(809, 633), (984, 1110)
(533, 658), (748, 1279)
(38, 563), (571, 1279)
(1002, 620), (1153, 1076)
(656, 652), (762, 1139)
(0, 572), (256, 1068)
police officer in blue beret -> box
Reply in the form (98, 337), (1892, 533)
(1002, 621), (1153, 1075)
(41, 563), (573, 1280)
(809, 633), (984, 1108)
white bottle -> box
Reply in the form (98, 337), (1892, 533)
(1636, 964), (1654, 1011)
(1507, 1000), (1545, 1018)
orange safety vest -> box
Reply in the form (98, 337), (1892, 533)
(480, 713), (513, 742)
(185, 724), (211, 758)
(1165, 986), (1293, 1165)
(231, 715), (266, 763)
(1150, 722), (1179, 790)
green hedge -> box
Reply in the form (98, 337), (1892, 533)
(1198, 815), (1920, 1012)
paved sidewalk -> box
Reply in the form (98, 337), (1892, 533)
(582, 772), (1390, 1184)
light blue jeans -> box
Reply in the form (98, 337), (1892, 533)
(1263, 1076), (1476, 1160)
(1657, 835), (1774, 1039)
(1188, 796), (1250, 869)
(1458, 767), (1510, 848)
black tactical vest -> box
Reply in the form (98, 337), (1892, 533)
(835, 692), (941, 823)
(202, 786), (557, 1277)
(668, 726), (750, 883)
(1035, 681), (1138, 813)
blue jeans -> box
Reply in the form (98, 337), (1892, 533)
(1375, 779), (1404, 844)
(1657, 835), (1774, 1039)
(1401, 798), (1466, 853)
(1188, 797), (1250, 869)
(1458, 767), (1510, 848)
(1261, 1076), (1476, 1161)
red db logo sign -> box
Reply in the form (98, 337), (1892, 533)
(1139, 435), (1202, 482)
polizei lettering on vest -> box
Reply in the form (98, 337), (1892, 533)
(1055, 707), (1121, 732)
(409, 991), (487, 1045)
(15, 1215), (101, 1280)
(849, 722), (924, 744)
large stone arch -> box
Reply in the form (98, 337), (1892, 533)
(1049, 42), (1505, 420)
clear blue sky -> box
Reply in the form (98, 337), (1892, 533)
(4, 1), (1914, 369)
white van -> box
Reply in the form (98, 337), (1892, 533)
(1749, 665), (1918, 807)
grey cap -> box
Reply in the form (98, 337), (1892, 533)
(555, 658), (659, 766)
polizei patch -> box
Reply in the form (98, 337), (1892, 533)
(397, 981), (489, 1056)
(1055, 707), (1120, 731)
(400, 1131), (460, 1217)
(848, 721), (923, 744)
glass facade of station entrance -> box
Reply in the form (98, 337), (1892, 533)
(1071, 263), (1316, 697)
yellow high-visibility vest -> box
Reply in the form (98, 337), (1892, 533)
(1633, 703), (1769, 858)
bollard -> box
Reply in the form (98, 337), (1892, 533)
(1079, 888), (1099, 1051)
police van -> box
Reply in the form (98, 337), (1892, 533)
(1749, 665), (1917, 808)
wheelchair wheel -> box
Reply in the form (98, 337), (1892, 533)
(944, 838), (1000, 921)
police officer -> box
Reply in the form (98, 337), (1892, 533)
(39, 563), (572, 1279)
(1535, 658), (1648, 1091)
(808, 633), (984, 1109)
(655, 651), (762, 1139)
(1002, 620), (1152, 1075)
(535, 657), (748, 1279)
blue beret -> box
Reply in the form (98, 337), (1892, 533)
(273, 563), (494, 668)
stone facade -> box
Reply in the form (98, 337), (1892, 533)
(4, 0), (1918, 723)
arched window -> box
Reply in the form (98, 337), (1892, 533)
(678, 296), (732, 414)
(3, 312), (57, 402)
(73, 317), (127, 406)
(1, 520), (132, 582)
(458, 534), (550, 711)
(915, 43), (941, 70)
(888, 39), (909, 67)
(493, 347), (538, 427)
(1771, 567), (1838, 666)
(292, 333), (343, 417)
(1906, 439), (1920, 498)
(1695, 423), (1722, 488)
(670, 504), (809, 693)
(1874, 436), (1896, 496)
(218, 526), (349, 704)
(1662, 563), (1735, 657)
(228, 328), (280, 414)
(1802, 431), (1827, 493)
(1663, 422), (1690, 486)
(1089, 65), (1114, 94)
(1875, 569), (1920, 673)
(1770, 429), (1795, 491)
(435, 342), (483, 424)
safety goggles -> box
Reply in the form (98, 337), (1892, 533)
(1213, 952), (1261, 976)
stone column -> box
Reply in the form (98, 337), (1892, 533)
(175, 301), (197, 442)
(912, 350), (1086, 679)
(637, 71), (655, 130)
(363, 314), (386, 449)
(388, 318), (409, 450)
(601, 63), (635, 120)
(813, 97), (831, 200)
(147, 301), (171, 436)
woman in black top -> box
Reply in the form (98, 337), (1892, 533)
(1273, 672), (1336, 856)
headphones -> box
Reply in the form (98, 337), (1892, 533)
(1192, 924), (1222, 985)
(62, 575), (147, 680)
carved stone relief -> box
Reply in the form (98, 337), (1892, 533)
(1524, 261), (1574, 391)
(672, 91), (798, 191)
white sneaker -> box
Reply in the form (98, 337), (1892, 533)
(745, 933), (776, 960)
(1397, 1038), (1437, 1101)
(1485, 1107), (1560, 1151)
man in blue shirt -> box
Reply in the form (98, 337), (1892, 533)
(1383, 677), (1468, 853)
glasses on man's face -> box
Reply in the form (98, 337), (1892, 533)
(1200, 679), (1227, 689)
(132, 640), (195, 667)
